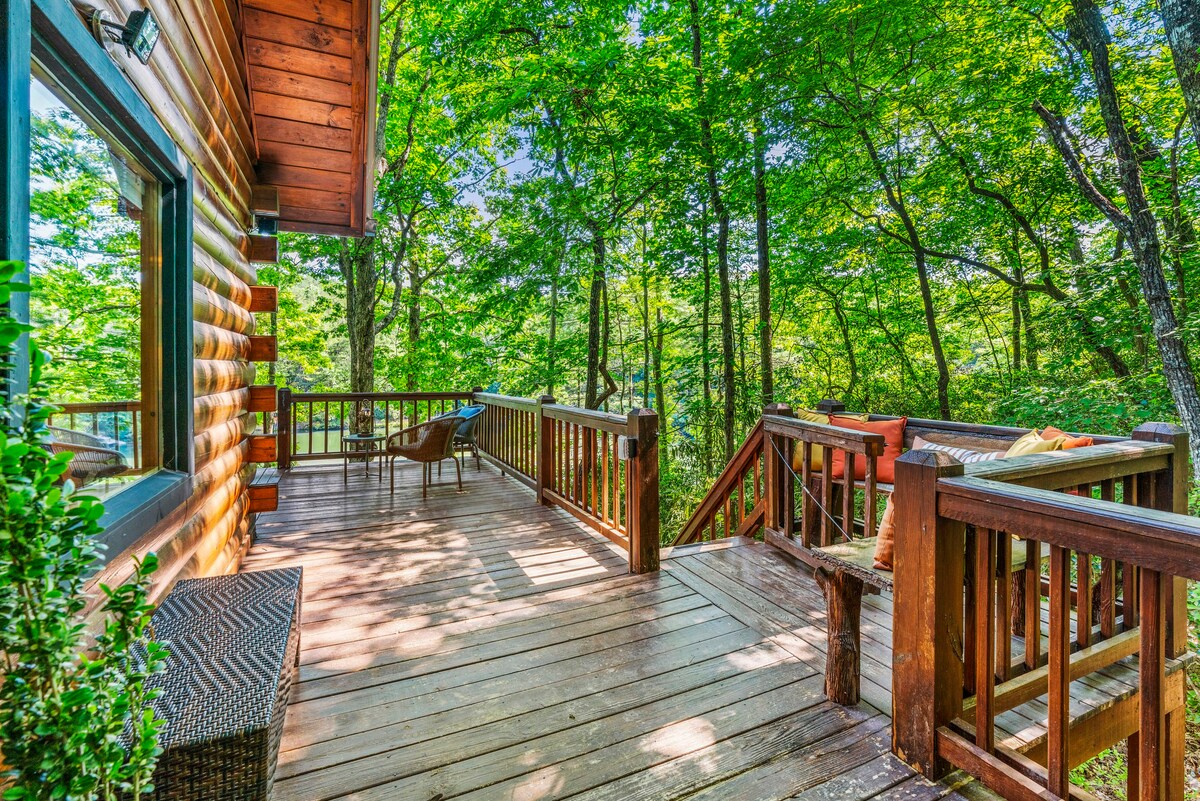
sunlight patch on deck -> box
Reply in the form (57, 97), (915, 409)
(508, 546), (609, 585)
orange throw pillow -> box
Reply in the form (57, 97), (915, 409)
(1041, 426), (1095, 449)
(872, 496), (897, 570)
(828, 416), (907, 484)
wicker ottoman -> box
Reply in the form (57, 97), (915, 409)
(139, 567), (302, 801)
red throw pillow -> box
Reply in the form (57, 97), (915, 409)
(1041, 426), (1095, 449)
(828, 416), (907, 484)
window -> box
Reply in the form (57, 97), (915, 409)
(30, 73), (162, 500)
(0, 0), (197, 561)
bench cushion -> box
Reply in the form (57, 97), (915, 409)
(830, 416), (906, 483)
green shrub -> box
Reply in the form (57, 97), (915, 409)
(0, 260), (166, 800)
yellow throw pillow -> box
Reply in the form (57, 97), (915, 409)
(1005, 429), (1067, 458)
(790, 409), (869, 473)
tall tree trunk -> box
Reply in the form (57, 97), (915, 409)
(859, 128), (952, 418)
(753, 121), (774, 406)
(654, 307), (666, 431)
(1011, 293), (1022, 378)
(342, 240), (378, 393)
(1161, 0), (1200, 148)
(548, 262), (559, 396)
(1046, 0), (1200, 472)
(641, 222), (651, 407)
(405, 264), (421, 392)
(700, 200), (714, 474)
(584, 220), (606, 409)
(689, 0), (736, 459)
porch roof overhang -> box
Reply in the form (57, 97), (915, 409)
(241, 0), (379, 237)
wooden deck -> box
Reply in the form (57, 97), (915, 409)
(244, 459), (984, 801)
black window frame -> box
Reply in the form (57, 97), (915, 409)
(4, 0), (194, 563)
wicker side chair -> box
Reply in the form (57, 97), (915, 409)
(48, 426), (128, 486)
(386, 414), (462, 498)
(453, 405), (485, 471)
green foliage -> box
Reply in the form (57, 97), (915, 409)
(0, 261), (166, 799)
(28, 105), (143, 404)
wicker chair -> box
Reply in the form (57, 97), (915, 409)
(453, 405), (485, 471)
(386, 414), (462, 498)
(48, 426), (128, 486)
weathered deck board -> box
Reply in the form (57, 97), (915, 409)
(251, 462), (977, 801)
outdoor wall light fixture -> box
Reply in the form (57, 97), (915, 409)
(91, 7), (160, 65)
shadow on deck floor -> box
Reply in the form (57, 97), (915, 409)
(243, 459), (980, 801)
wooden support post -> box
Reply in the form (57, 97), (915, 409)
(763, 403), (793, 537)
(892, 449), (965, 780)
(1138, 568), (1168, 801)
(277, 387), (292, 470)
(536, 394), (555, 507)
(626, 408), (660, 575)
(815, 567), (864, 705)
(1132, 423), (1189, 658)
(815, 398), (846, 414)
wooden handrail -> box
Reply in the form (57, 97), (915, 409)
(673, 420), (765, 546)
(288, 391), (473, 402)
(937, 476), (1200, 579)
(762, 413), (886, 452)
(52, 400), (143, 413)
(543, 403), (629, 434)
(472, 392), (538, 412)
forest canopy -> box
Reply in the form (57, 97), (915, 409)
(254, 0), (1200, 525)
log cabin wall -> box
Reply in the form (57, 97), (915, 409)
(80, 0), (268, 602)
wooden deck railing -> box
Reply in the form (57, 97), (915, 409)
(675, 402), (886, 562)
(672, 419), (765, 546)
(472, 391), (659, 574)
(277, 390), (474, 467)
(279, 388), (660, 574)
(892, 424), (1193, 801)
(48, 400), (144, 470)
(473, 392), (543, 488)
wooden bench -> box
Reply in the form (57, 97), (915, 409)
(141, 567), (301, 801)
(810, 537), (1045, 706)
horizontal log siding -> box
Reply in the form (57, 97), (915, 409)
(83, 0), (260, 604)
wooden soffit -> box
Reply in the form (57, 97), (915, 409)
(240, 0), (378, 237)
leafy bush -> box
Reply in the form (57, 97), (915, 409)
(0, 260), (166, 799)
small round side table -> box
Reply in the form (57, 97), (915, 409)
(341, 434), (386, 483)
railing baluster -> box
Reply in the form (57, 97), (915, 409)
(1138, 568), (1167, 801)
(1047, 544), (1071, 798)
(842, 452), (854, 542)
(1024, 537), (1041, 670)
(995, 531), (1011, 682)
(974, 527), (996, 752)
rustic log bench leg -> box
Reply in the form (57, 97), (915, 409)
(815, 566), (864, 705)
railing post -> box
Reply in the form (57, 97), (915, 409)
(277, 387), (292, 471)
(892, 449), (965, 780)
(627, 408), (659, 574)
(1131, 422), (1188, 800)
(815, 398), (845, 414)
(763, 403), (794, 537)
(537, 395), (555, 506)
